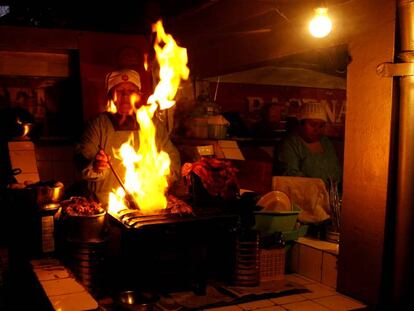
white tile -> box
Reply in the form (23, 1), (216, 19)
(9, 149), (39, 172)
(289, 243), (300, 273)
(238, 299), (274, 310)
(284, 274), (316, 286)
(314, 294), (367, 310)
(49, 291), (98, 310)
(8, 141), (39, 177)
(270, 294), (307, 305)
(301, 283), (336, 300)
(296, 238), (339, 255)
(205, 305), (244, 311)
(321, 252), (337, 288)
(8, 141), (35, 151)
(283, 300), (330, 310)
(40, 277), (86, 296)
(298, 245), (323, 282)
(33, 266), (70, 281)
(251, 306), (286, 311)
(15, 172), (40, 183)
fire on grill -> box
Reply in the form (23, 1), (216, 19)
(112, 194), (196, 229)
(106, 20), (190, 218)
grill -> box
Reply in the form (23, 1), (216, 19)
(106, 207), (239, 294)
(111, 207), (231, 229)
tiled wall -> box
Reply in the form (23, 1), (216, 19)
(35, 143), (81, 188)
(290, 237), (338, 289)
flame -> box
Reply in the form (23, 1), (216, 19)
(106, 93), (140, 114)
(108, 20), (189, 215)
(106, 100), (117, 113)
(148, 20), (190, 110)
(144, 53), (148, 71)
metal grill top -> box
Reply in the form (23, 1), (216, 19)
(109, 207), (234, 230)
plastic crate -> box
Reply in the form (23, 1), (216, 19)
(253, 206), (301, 236)
(259, 248), (285, 282)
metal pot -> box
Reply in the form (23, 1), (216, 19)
(14, 121), (34, 140)
(0, 107), (36, 141)
(64, 212), (108, 242)
(117, 291), (159, 311)
(6, 168), (22, 184)
(35, 185), (65, 205)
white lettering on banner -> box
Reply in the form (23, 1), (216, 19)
(246, 96), (264, 112)
(288, 98), (301, 106)
(302, 98), (316, 104)
(322, 99), (346, 123)
(270, 97), (279, 104)
(286, 98), (302, 117)
(245, 96), (346, 124)
(324, 99), (335, 122)
(338, 100), (346, 122)
(287, 98), (346, 124)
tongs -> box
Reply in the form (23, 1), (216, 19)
(98, 145), (140, 210)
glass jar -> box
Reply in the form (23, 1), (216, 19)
(234, 229), (260, 286)
(38, 203), (60, 256)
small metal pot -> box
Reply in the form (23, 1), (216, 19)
(35, 185), (65, 205)
(16, 122), (34, 139)
(6, 168), (22, 184)
(117, 291), (159, 311)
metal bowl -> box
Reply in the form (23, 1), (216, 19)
(35, 185), (65, 205)
(117, 291), (159, 311)
(14, 122), (35, 140)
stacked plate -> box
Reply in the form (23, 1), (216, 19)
(256, 190), (292, 212)
(234, 231), (260, 287)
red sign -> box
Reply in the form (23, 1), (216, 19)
(209, 82), (346, 138)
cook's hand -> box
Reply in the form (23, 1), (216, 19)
(93, 149), (111, 172)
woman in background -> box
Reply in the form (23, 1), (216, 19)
(277, 101), (342, 186)
(276, 101), (342, 238)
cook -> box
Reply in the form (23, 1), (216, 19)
(277, 101), (342, 187)
(74, 68), (181, 207)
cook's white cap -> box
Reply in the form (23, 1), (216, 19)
(105, 69), (141, 94)
(298, 102), (327, 122)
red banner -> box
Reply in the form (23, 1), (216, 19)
(209, 82), (346, 138)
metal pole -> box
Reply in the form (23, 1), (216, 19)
(393, 0), (414, 304)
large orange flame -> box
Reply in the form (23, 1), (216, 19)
(108, 20), (189, 215)
(148, 20), (190, 110)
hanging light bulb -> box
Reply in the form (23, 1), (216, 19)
(309, 6), (332, 38)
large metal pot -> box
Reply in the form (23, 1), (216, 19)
(63, 212), (108, 242)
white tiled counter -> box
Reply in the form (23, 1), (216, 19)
(204, 273), (367, 311)
(290, 237), (339, 288)
(30, 258), (99, 310)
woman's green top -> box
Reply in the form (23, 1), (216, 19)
(277, 133), (342, 185)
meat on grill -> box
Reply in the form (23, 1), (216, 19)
(167, 194), (193, 214)
(115, 194), (193, 217)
